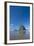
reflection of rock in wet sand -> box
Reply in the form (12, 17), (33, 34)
(10, 25), (30, 40)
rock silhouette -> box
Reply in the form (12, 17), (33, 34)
(19, 25), (26, 39)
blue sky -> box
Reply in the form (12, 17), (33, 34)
(10, 6), (30, 30)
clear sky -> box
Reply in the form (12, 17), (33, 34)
(10, 6), (30, 30)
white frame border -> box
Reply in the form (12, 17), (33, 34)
(7, 2), (32, 43)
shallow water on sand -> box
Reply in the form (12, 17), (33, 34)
(10, 30), (30, 40)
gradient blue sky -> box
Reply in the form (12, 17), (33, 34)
(10, 6), (30, 30)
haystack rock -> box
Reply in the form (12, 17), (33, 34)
(19, 25), (26, 39)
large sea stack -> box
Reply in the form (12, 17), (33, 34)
(19, 25), (26, 39)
